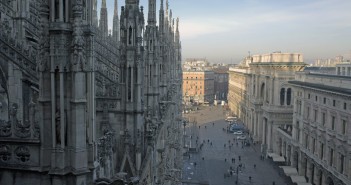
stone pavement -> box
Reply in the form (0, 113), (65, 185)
(182, 105), (292, 185)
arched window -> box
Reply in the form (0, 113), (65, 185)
(260, 83), (265, 99)
(280, 88), (285, 105)
(287, 88), (292, 105)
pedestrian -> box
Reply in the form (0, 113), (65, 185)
(225, 158), (227, 162)
(254, 164), (256, 169)
(224, 144), (226, 148)
(213, 122), (214, 126)
(208, 139), (209, 143)
(233, 158), (235, 163)
(199, 126), (200, 129)
(194, 162), (197, 168)
(188, 155), (190, 159)
(210, 142), (212, 146)
(249, 176), (252, 182)
(202, 157), (204, 160)
(239, 156), (241, 161)
(272, 181), (275, 185)
(205, 126), (207, 129)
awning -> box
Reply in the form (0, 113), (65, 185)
(268, 153), (286, 162)
(267, 152), (275, 157)
(272, 155), (285, 162)
(279, 166), (298, 176)
(290, 175), (306, 183)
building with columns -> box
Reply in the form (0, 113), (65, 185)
(229, 53), (351, 185)
(228, 52), (306, 154)
(276, 72), (351, 185)
(0, 0), (182, 185)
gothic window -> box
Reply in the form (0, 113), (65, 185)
(128, 26), (133, 45)
(149, 65), (152, 86)
(287, 88), (292, 105)
(280, 88), (285, 105)
(128, 67), (131, 100)
(55, 0), (59, 20)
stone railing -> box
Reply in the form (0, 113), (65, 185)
(0, 22), (38, 79)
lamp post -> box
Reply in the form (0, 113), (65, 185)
(183, 120), (186, 148)
(235, 165), (240, 184)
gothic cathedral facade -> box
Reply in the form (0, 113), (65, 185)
(0, 0), (182, 184)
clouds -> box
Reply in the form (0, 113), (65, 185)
(98, 0), (351, 63)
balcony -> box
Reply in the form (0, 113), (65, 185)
(326, 129), (336, 137)
(277, 127), (292, 138)
(336, 134), (348, 142)
(317, 124), (326, 132)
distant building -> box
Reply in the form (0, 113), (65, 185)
(183, 71), (214, 104)
(213, 68), (229, 101)
(312, 56), (344, 67)
(336, 62), (351, 76)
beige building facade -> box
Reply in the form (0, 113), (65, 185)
(228, 53), (305, 153)
(276, 72), (351, 185)
(229, 53), (351, 185)
(182, 71), (214, 104)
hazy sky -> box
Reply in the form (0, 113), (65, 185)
(99, 0), (351, 63)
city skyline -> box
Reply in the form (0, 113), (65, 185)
(101, 0), (351, 63)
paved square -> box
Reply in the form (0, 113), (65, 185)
(182, 106), (292, 185)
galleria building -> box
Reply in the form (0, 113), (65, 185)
(0, 0), (182, 185)
(228, 53), (351, 185)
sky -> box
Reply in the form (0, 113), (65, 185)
(99, 0), (351, 64)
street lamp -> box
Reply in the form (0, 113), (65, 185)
(235, 165), (241, 184)
(183, 120), (186, 147)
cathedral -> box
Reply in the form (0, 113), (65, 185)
(0, 0), (183, 184)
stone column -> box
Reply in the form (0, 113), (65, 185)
(298, 154), (306, 176)
(313, 166), (320, 185)
(270, 77), (274, 104)
(59, 0), (63, 21)
(267, 121), (273, 152)
(291, 148), (296, 168)
(306, 160), (313, 183)
(51, 72), (56, 147)
(59, 72), (65, 148)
